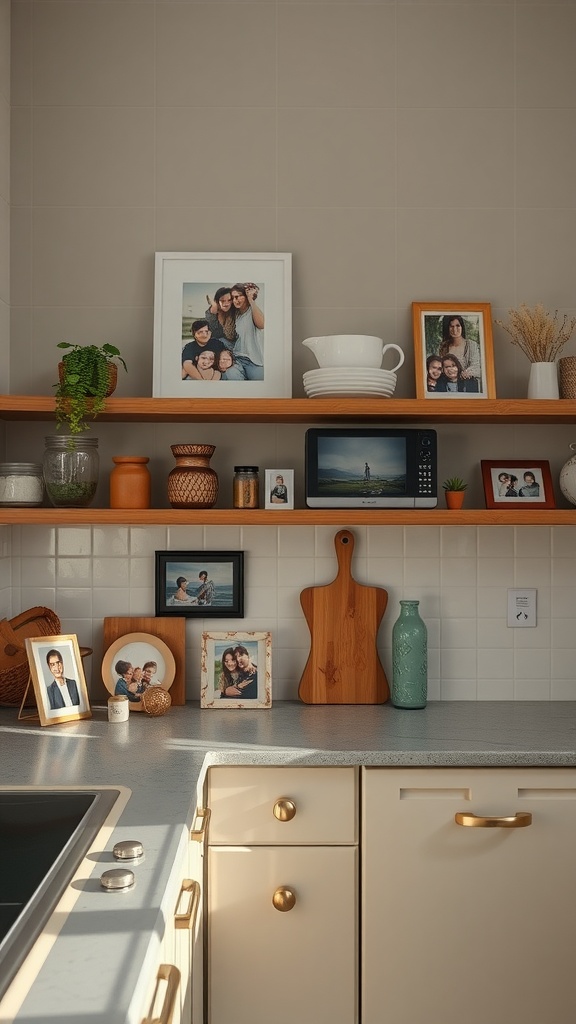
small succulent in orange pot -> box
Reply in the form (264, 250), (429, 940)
(443, 476), (467, 510)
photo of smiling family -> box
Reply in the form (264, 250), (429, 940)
(412, 302), (496, 400)
(153, 253), (292, 398)
(155, 550), (244, 618)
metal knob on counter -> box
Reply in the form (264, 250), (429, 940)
(113, 839), (144, 861)
(273, 798), (296, 822)
(100, 868), (135, 891)
(272, 887), (296, 912)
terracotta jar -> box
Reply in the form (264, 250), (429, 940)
(110, 456), (151, 509)
(168, 444), (218, 509)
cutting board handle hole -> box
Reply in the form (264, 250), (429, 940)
(341, 536), (349, 544)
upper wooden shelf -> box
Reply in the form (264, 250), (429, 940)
(0, 508), (575, 526)
(1, 396), (576, 424)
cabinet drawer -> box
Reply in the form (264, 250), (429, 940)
(208, 845), (357, 1024)
(207, 766), (357, 844)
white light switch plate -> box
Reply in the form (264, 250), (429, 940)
(507, 589), (537, 627)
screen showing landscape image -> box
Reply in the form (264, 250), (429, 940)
(317, 436), (407, 497)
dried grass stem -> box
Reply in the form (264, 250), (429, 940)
(495, 303), (576, 363)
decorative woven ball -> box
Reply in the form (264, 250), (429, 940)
(142, 687), (172, 716)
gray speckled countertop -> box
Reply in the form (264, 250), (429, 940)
(2, 700), (576, 1023)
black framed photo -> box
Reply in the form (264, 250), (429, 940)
(155, 550), (244, 618)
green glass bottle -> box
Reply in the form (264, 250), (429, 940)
(391, 600), (427, 709)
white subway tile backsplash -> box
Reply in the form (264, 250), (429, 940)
(21, 556), (55, 587)
(6, 523), (576, 701)
(57, 527), (92, 556)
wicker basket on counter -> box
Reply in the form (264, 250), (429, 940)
(0, 606), (61, 706)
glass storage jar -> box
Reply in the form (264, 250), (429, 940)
(233, 466), (259, 509)
(43, 435), (99, 508)
(0, 463), (44, 507)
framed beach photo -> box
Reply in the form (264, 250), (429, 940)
(23, 634), (91, 727)
(201, 631), (272, 709)
(481, 460), (555, 510)
(155, 550), (244, 618)
(412, 302), (496, 400)
(264, 468), (294, 510)
(153, 252), (292, 398)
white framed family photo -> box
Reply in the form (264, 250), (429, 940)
(153, 252), (292, 399)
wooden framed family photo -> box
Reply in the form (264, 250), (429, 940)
(412, 301), (496, 400)
(200, 631), (272, 709)
(153, 252), (292, 399)
(481, 460), (555, 510)
(155, 550), (244, 618)
(23, 634), (91, 726)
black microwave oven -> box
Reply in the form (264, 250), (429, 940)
(305, 428), (437, 508)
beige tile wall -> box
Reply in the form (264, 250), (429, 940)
(7, 0), (576, 700)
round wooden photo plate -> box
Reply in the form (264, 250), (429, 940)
(102, 632), (176, 713)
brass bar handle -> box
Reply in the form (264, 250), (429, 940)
(272, 887), (296, 912)
(190, 806), (210, 843)
(455, 811), (532, 828)
(273, 798), (296, 822)
(174, 879), (200, 931)
(142, 963), (181, 1024)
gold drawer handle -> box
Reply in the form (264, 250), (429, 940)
(142, 963), (180, 1024)
(174, 879), (200, 931)
(190, 806), (210, 842)
(273, 797), (296, 821)
(272, 887), (296, 912)
(455, 811), (532, 828)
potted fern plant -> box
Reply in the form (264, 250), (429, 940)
(44, 343), (128, 508)
(54, 341), (127, 435)
(443, 476), (467, 510)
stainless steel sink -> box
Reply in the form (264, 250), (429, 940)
(0, 788), (122, 1000)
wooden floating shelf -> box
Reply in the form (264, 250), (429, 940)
(1, 396), (576, 424)
(1, 508), (575, 526)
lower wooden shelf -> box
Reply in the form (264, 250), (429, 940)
(1, 508), (575, 526)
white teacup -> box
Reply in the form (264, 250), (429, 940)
(302, 335), (405, 372)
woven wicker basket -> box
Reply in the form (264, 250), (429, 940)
(0, 606), (61, 706)
(559, 357), (576, 400)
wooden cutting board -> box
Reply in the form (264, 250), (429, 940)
(298, 530), (389, 704)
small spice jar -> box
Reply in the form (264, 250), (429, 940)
(233, 466), (259, 509)
(0, 463), (44, 506)
(108, 694), (129, 722)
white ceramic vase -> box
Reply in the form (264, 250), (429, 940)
(527, 361), (559, 399)
(559, 443), (576, 506)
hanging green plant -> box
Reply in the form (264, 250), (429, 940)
(54, 342), (128, 434)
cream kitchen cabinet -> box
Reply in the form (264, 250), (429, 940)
(362, 766), (576, 1024)
(139, 820), (203, 1024)
(206, 766), (358, 1024)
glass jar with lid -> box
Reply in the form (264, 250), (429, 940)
(0, 463), (44, 507)
(43, 435), (99, 508)
(233, 466), (259, 509)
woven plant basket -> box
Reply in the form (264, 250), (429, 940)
(58, 361), (118, 397)
(0, 606), (61, 706)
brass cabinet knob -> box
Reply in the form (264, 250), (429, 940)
(273, 797), (296, 821)
(272, 887), (296, 912)
(455, 811), (532, 828)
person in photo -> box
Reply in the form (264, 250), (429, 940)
(270, 474), (288, 503)
(45, 648), (80, 710)
(438, 314), (481, 383)
(228, 283), (265, 380)
(519, 471), (540, 497)
(182, 321), (225, 379)
(196, 570), (215, 606)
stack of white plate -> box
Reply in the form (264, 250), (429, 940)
(303, 367), (397, 398)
